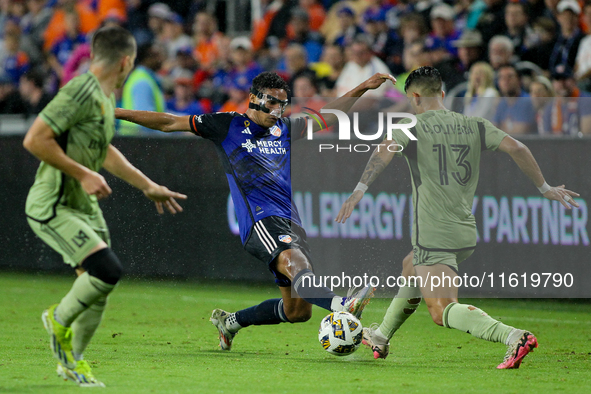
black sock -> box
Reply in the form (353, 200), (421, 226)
(292, 269), (338, 311)
(235, 298), (289, 327)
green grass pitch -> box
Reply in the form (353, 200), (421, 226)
(1, 273), (590, 393)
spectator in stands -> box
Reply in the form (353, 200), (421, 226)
(47, 11), (86, 80)
(285, 8), (324, 63)
(529, 75), (555, 133)
(503, 1), (533, 59)
(540, 64), (591, 135)
(61, 16), (126, 86)
(43, 0), (99, 53)
(488, 35), (516, 71)
(475, 0), (507, 49)
(299, 0), (325, 32)
(251, 0), (284, 51)
(522, 17), (557, 69)
(363, 8), (402, 70)
(0, 74), (26, 114)
(429, 3), (461, 57)
(333, 7), (363, 48)
(0, 22), (30, 84)
(425, 37), (465, 92)
(313, 44), (345, 96)
(162, 13), (192, 61)
(336, 35), (393, 98)
(166, 70), (206, 116)
(20, 0), (52, 63)
(147, 2), (171, 45)
(119, 43), (166, 135)
(227, 36), (263, 91)
(493, 64), (536, 134)
(192, 12), (225, 71)
(285, 43), (315, 95)
(463, 61), (499, 120)
(452, 29), (485, 74)
(18, 68), (51, 115)
(574, 2), (591, 91)
(549, 0), (584, 72)
(398, 13), (428, 47)
(219, 78), (249, 113)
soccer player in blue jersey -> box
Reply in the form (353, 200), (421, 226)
(115, 71), (396, 350)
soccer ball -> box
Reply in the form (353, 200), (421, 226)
(318, 311), (363, 356)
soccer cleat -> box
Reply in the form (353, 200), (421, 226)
(497, 331), (538, 369)
(42, 304), (76, 369)
(362, 324), (390, 359)
(210, 309), (235, 351)
(343, 285), (376, 319)
(57, 360), (106, 387)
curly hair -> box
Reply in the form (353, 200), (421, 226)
(252, 71), (290, 95)
(404, 66), (442, 95)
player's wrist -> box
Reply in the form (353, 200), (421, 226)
(354, 182), (368, 194)
(537, 181), (551, 194)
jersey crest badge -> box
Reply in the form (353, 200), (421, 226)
(270, 125), (281, 137)
(278, 235), (292, 243)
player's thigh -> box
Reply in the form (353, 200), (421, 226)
(28, 208), (108, 267)
(412, 247), (461, 299)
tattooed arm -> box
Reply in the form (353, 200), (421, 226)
(335, 139), (397, 223)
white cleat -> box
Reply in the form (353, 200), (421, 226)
(210, 309), (235, 351)
(343, 285), (376, 319)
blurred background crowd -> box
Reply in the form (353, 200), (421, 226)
(1, 0), (590, 136)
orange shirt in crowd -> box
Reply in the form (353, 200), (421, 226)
(193, 32), (224, 70)
(219, 99), (249, 114)
(43, 3), (99, 52)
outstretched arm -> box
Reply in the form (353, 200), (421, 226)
(335, 139), (398, 223)
(23, 117), (112, 199)
(103, 145), (187, 214)
(115, 108), (192, 133)
(311, 73), (396, 133)
(497, 136), (580, 209)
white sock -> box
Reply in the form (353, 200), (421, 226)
(330, 296), (345, 312)
(225, 313), (242, 333)
(373, 327), (389, 345)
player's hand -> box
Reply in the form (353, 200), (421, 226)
(143, 184), (187, 214)
(543, 185), (580, 209)
(80, 171), (112, 200)
(362, 73), (397, 90)
(335, 190), (364, 224)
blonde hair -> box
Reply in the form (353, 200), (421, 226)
(465, 62), (496, 100)
(531, 76), (555, 97)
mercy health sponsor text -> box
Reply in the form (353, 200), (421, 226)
(228, 192), (589, 246)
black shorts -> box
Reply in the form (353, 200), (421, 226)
(244, 216), (312, 287)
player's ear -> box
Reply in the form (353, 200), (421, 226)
(441, 90), (445, 99)
(412, 92), (421, 106)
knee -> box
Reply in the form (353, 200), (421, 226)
(427, 300), (454, 327)
(284, 306), (312, 323)
(82, 248), (123, 285)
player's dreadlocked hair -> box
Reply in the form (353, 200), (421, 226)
(252, 72), (290, 95)
(404, 66), (442, 95)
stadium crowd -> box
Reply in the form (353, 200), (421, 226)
(1, 0), (590, 136)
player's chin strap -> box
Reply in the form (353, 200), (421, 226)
(249, 88), (287, 117)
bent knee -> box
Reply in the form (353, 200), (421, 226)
(285, 309), (312, 323)
(82, 248), (123, 285)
